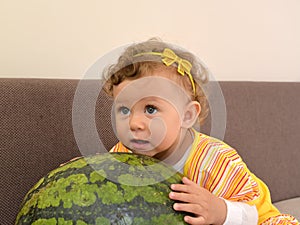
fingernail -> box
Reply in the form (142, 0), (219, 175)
(184, 216), (189, 223)
(173, 203), (178, 210)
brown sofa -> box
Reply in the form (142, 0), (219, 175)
(1, 78), (299, 225)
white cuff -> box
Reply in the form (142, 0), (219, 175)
(223, 199), (258, 225)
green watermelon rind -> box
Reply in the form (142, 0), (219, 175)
(29, 213), (185, 225)
(15, 153), (187, 225)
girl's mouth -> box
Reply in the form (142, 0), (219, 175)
(130, 139), (151, 151)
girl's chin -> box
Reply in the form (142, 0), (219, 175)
(131, 149), (157, 157)
(123, 142), (164, 158)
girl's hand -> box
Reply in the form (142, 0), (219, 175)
(169, 177), (227, 225)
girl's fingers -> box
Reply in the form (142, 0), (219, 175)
(170, 177), (223, 225)
(184, 215), (206, 225)
(173, 203), (209, 225)
(182, 176), (195, 185)
(169, 191), (209, 208)
(173, 202), (203, 213)
(169, 191), (194, 203)
(170, 183), (189, 193)
(170, 177), (197, 193)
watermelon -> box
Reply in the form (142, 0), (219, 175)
(15, 153), (188, 225)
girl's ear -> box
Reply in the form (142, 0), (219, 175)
(182, 101), (201, 128)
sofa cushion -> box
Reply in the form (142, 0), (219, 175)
(273, 197), (300, 221)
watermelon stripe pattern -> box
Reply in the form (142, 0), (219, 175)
(15, 153), (187, 225)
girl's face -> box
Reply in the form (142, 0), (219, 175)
(112, 69), (197, 160)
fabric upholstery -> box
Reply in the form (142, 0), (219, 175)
(0, 79), (299, 225)
(274, 198), (300, 221)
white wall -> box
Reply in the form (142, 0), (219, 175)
(0, 0), (299, 81)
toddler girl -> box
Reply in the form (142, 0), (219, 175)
(104, 38), (299, 225)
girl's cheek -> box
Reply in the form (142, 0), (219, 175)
(115, 120), (129, 139)
(149, 117), (167, 147)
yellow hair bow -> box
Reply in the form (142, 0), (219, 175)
(134, 48), (196, 94)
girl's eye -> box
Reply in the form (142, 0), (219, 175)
(119, 106), (130, 115)
(145, 105), (158, 115)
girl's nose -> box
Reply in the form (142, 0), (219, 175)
(129, 112), (146, 131)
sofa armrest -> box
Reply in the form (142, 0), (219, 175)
(274, 197), (300, 221)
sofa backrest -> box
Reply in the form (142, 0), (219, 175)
(1, 79), (299, 225)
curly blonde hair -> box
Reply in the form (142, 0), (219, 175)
(103, 38), (210, 125)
